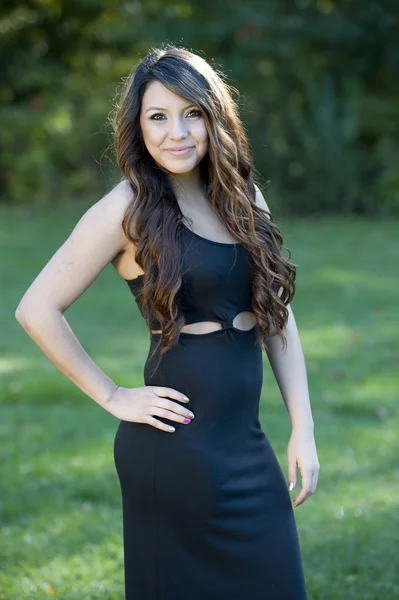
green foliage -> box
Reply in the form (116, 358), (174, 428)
(1, 1), (398, 214)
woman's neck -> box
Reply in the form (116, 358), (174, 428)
(169, 166), (206, 206)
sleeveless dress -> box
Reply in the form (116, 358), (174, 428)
(113, 222), (308, 600)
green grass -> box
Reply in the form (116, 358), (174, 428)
(1, 202), (398, 600)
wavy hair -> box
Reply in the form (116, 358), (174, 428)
(110, 45), (296, 372)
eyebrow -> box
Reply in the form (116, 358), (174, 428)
(144, 104), (197, 114)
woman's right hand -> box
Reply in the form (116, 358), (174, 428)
(108, 386), (195, 432)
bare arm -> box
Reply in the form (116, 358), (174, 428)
(254, 183), (314, 430)
(15, 180), (133, 412)
(255, 184), (319, 506)
(265, 305), (314, 432)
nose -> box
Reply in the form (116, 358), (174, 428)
(169, 116), (189, 140)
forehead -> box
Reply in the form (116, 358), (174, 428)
(141, 80), (190, 110)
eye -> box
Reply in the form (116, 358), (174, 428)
(187, 109), (201, 118)
(149, 113), (166, 121)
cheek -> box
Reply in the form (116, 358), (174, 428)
(193, 122), (208, 149)
(199, 123), (208, 145)
(141, 123), (164, 149)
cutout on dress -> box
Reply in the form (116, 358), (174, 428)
(150, 311), (256, 335)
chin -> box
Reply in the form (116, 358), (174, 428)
(166, 165), (198, 174)
(161, 158), (203, 175)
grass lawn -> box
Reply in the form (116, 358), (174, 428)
(1, 202), (398, 600)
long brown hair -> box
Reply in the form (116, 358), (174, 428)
(110, 45), (296, 367)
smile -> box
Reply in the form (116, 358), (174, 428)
(165, 146), (195, 156)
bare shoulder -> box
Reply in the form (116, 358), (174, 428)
(88, 179), (136, 250)
(254, 183), (272, 218)
(15, 179), (137, 317)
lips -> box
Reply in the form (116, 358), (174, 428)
(165, 146), (195, 156)
(166, 146), (193, 151)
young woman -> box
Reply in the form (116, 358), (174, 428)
(16, 46), (319, 599)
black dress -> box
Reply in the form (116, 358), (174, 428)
(113, 222), (308, 599)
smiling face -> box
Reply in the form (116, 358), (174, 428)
(139, 80), (209, 175)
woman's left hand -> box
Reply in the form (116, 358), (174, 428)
(287, 429), (320, 507)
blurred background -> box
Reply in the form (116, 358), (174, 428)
(1, 2), (398, 599)
(1, 0), (399, 213)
